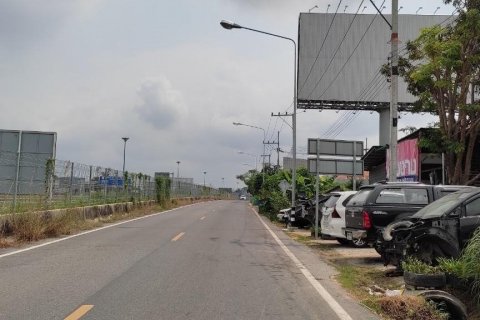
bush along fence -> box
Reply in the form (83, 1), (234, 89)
(0, 157), (222, 214)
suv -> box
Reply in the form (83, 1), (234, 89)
(382, 187), (480, 267)
(320, 191), (358, 245)
(344, 183), (467, 250)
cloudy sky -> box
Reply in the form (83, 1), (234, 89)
(1, 0), (455, 189)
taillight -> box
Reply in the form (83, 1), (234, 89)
(362, 210), (371, 229)
(332, 209), (341, 218)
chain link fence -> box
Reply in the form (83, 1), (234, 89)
(0, 156), (220, 214)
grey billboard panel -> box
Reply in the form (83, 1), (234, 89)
(308, 158), (363, 175)
(0, 166), (16, 180)
(298, 13), (450, 103)
(0, 131), (20, 152)
(0, 130), (56, 194)
(308, 139), (363, 156)
(21, 132), (56, 153)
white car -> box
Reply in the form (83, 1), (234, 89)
(321, 191), (364, 246)
(240, 195), (247, 200)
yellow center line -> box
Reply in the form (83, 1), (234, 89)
(200, 216), (206, 220)
(171, 232), (185, 242)
(64, 305), (94, 320)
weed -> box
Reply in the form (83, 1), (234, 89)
(402, 257), (442, 275)
(378, 296), (448, 320)
(10, 212), (46, 241)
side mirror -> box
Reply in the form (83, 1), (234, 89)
(449, 207), (461, 217)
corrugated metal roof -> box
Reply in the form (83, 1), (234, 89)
(297, 13), (453, 107)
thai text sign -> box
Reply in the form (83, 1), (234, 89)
(387, 138), (419, 181)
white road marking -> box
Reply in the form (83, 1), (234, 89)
(0, 204), (196, 260)
(250, 207), (353, 320)
(200, 216), (206, 220)
(171, 232), (185, 242)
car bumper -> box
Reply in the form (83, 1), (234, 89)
(344, 228), (367, 241)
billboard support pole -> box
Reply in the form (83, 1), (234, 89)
(353, 142), (357, 191)
(13, 131), (22, 212)
(389, 0), (399, 182)
(315, 139), (320, 239)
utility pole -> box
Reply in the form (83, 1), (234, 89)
(264, 139), (278, 167)
(389, 0), (399, 182)
(260, 154), (271, 167)
(277, 131), (280, 168)
(272, 113), (292, 169)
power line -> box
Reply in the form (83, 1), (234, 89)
(298, 0), (343, 96)
(304, 0), (368, 100)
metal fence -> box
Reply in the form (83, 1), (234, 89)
(0, 156), (220, 214)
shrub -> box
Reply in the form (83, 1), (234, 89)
(155, 177), (171, 206)
(456, 228), (480, 304)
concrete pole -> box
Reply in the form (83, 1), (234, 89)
(353, 142), (357, 191)
(315, 139), (320, 239)
(389, 0), (399, 182)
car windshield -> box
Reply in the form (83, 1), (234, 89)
(346, 188), (373, 206)
(412, 189), (474, 219)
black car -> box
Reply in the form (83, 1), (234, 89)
(381, 187), (480, 267)
(344, 182), (467, 249)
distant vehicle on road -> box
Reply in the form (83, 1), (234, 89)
(240, 195), (247, 200)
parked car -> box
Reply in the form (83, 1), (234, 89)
(320, 191), (359, 245)
(240, 195), (247, 200)
(280, 195), (330, 228)
(344, 182), (468, 252)
(380, 187), (480, 268)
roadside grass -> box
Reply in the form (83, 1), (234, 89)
(285, 229), (448, 320)
(0, 197), (214, 247)
(286, 231), (337, 251)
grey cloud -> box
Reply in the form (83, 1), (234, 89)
(135, 77), (187, 130)
(0, 0), (102, 50)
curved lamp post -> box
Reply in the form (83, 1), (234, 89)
(233, 122), (265, 169)
(238, 151), (258, 171)
(222, 20), (297, 209)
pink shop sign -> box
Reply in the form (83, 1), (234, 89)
(397, 138), (419, 181)
(386, 138), (419, 181)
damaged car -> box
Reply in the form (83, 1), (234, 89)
(380, 187), (480, 268)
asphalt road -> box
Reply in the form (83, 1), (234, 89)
(0, 200), (377, 320)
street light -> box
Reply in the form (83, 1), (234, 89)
(222, 20), (297, 210)
(238, 151), (258, 171)
(203, 171), (207, 187)
(121, 137), (129, 174)
(233, 122), (266, 170)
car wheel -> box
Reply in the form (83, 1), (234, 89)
(413, 240), (446, 265)
(337, 238), (349, 245)
(350, 237), (367, 248)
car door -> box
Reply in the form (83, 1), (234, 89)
(370, 187), (429, 228)
(459, 196), (480, 247)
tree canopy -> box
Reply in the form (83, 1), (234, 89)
(392, 1), (480, 184)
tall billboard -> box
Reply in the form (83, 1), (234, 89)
(297, 13), (452, 110)
(0, 130), (57, 194)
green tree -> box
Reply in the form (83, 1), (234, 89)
(388, 1), (480, 184)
